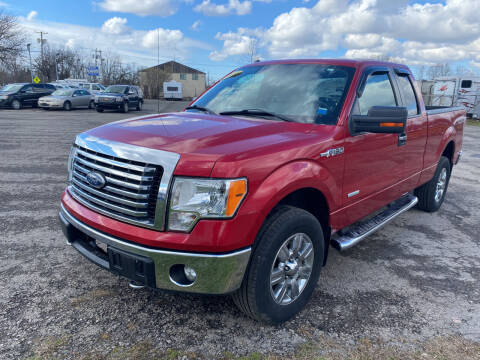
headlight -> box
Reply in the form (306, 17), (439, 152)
(0, 95), (8, 100)
(67, 146), (77, 183)
(168, 177), (247, 232)
(115, 96), (123, 102)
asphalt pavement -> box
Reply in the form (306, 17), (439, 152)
(0, 105), (479, 359)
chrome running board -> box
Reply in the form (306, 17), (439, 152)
(331, 193), (418, 251)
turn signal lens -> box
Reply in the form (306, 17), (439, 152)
(226, 179), (247, 216)
(380, 122), (404, 127)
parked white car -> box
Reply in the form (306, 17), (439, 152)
(80, 83), (105, 94)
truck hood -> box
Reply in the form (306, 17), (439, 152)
(86, 112), (334, 176)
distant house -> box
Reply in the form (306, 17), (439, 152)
(139, 61), (206, 99)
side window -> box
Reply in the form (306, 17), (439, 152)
(33, 84), (45, 93)
(396, 74), (419, 116)
(23, 85), (34, 93)
(83, 90), (91, 96)
(73, 90), (81, 96)
(92, 84), (100, 90)
(461, 80), (472, 88)
(356, 73), (397, 115)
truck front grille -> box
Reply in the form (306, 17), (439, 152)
(69, 146), (163, 227)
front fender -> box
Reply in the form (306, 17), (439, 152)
(238, 160), (339, 245)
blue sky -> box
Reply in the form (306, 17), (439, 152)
(2, 0), (480, 80)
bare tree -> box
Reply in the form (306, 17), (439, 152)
(427, 63), (451, 79)
(100, 52), (139, 85)
(0, 11), (25, 68)
(139, 66), (171, 99)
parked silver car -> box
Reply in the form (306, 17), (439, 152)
(38, 89), (94, 110)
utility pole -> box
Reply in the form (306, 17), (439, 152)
(26, 44), (33, 82)
(36, 31), (47, 61)
(36, 31), (47, 80)
(93, 49), (103, 82)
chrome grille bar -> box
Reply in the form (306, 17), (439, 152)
(71, 133), (180, 230)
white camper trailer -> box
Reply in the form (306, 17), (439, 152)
(163, 81), (182, 100)
(431, 76), (480, 118)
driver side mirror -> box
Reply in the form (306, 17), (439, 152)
(350, 106), (407, 134)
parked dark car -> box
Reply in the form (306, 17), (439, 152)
(0, 83), (56, 109)
(94, 85), (144, 113)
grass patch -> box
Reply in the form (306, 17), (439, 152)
(70, 289), (114, 307)
(467, 119), (480, 127)
(26, 334), (72, 359)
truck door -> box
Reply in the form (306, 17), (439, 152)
(392, 70), (427, 190)
(342, 69), (405, 223)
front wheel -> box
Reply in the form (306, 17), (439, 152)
(136, 101), (142, 111)
(63, 101), (72, 111)
(89, 100), (95, 109)
(415, 156), (451, 212)
(11, 99), (21, 110)
(121, 102), (129, 113)
(96, 107), (104, 113)
(232, 206), (324, 323)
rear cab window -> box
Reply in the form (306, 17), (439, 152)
(396, 73), (419, 116)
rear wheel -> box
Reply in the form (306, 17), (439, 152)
(415, 156), (451, 212)
(63, 101), (72, 111)
(11, 100), (21, 110)
(232, 206), (324, 324)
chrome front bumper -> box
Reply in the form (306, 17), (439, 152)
(59, 205), (251, 294)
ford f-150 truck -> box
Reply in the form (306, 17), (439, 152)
(59, 59), (465, 323)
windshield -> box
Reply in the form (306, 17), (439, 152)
(104, 85), (127, 94)
(1, 84), (24, 92)
(190, 64), (355, 124)
(52, 89), (73, 96)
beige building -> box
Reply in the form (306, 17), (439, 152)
(139, 61), (206, 99)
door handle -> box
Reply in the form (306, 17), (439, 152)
(398, 133), (407, 146)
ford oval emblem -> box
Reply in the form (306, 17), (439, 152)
(86, 171), (106, 189)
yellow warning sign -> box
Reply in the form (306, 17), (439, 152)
(33, 76), (41, 84)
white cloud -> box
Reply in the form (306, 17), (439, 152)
(191, 20), (202, 31)
(101, 17), (129, 34)
(142, 28), (184, 48)
(209, 0), (480, 69)
(26, 10), (37, 21)
(98, 0), (179, 17)
(194, 0), (252, 16)
(20, 18), (211, 67)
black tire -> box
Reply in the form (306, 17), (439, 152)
(96, 107), (104, 113)
(11, 99), (21, 110)
(121, 102), (129, 113)
(136, 101), (143, 111)
(232, 205), (324, 324)
(89, 100), (95, 109)
(415, 156), (451, 212)
(63, 101), (72, 111)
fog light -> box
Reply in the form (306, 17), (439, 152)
(184, 266), (197, 282)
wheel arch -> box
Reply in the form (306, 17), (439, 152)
(441, 140), (455, 167)
(276, 188), (331, 265)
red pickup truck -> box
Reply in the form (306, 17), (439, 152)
(59, 59), (465, 323)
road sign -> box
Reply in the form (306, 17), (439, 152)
(33, 76), (41, 84)
(87, 66), (99, 77)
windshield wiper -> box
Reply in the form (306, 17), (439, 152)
(219, 109), (295, 122)
(185, 105), (217, 115)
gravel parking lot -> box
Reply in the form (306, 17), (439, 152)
(0, 105), (479, 359)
